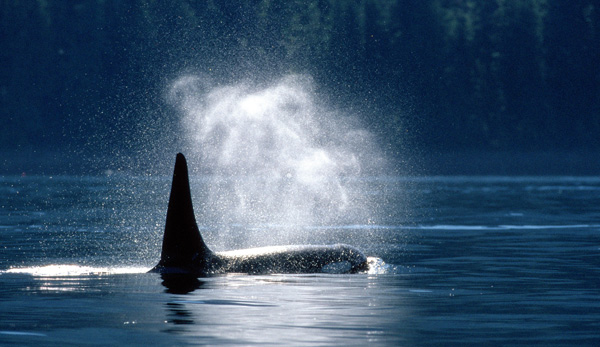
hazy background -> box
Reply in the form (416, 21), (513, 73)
(1, 0), (599, 175)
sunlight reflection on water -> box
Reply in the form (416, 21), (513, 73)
(3, 259), (396, 277)
(4, 265), (149, 277)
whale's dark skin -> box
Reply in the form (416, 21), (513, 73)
(149, 153), (368, 276)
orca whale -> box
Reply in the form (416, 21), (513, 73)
(149, 153), (368, 276)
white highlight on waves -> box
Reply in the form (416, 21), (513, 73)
(4, 265), (148, 277)
(0, 331), (47, 337)
(366, 257), (393, 274)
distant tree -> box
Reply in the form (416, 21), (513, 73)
(545, 0), (600, 148)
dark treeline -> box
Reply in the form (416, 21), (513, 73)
(1, 0), (599, 164)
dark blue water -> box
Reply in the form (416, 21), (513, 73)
(1, 175), (600, 345)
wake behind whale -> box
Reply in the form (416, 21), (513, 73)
(149, 153), (368, 276)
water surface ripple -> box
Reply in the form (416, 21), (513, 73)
(1, 175), (599, 345)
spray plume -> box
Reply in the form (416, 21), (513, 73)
(168, 74), (382, 248)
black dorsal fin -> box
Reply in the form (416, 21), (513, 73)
(156, 153), (211, 270)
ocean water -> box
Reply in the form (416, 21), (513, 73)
(1, 175), (600, 345)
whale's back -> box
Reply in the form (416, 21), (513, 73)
(216, 244), (368, 274)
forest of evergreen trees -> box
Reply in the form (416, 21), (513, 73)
(1, 0), (599, 166)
